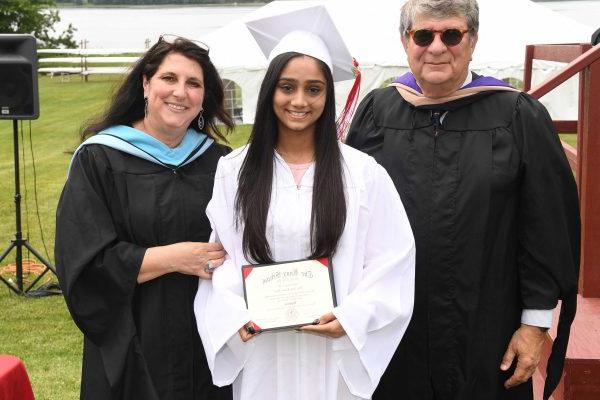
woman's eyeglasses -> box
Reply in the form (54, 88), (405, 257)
(406, 28), (471, 47)
(159, 34), (210, 53)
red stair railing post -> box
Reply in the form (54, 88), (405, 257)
(524, 43), (600, 400)
(578, 54), (600, 297)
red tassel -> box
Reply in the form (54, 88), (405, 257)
(336, 58), (361, 140)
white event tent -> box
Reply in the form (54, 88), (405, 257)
(202, 0), (593, 124)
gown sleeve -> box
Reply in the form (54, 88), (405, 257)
(332, 162), (416, 398)
(345, 90), (384, 157)
(55, 146), (147, 387)
(513, 93), (580, 311)
(512, 93), (580, 398)
(194, 156), (253, 386)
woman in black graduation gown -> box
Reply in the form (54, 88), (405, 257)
(55, 36), (234, 400)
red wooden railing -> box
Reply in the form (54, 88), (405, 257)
(524, 43), (600, 400)
(525, 43), (600, 298)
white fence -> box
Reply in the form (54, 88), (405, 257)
(37, 48), (144, 78)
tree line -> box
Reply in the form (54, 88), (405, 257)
(1, 0), (76, 48)
(64, 0), (268, 4)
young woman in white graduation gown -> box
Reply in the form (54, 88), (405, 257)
(194, 8), (416, 399)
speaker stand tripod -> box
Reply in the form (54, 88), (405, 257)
(0, 120), (56, 295)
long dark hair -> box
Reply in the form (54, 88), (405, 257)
(235, 52), (346, 264)
(81, 37), (234, 141)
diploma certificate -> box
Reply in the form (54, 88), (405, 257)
(242, 258), (336, 332)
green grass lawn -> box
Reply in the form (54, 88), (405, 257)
(559, 134), (576, 148)
(0, 74), (251, 399)
(0, 74), (579, 399)
(0, 290), (81, 400)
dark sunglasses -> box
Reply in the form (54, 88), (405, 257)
(406, 28), (471, 47)
(159, 34), (210, 53)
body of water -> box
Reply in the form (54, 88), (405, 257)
(540, 1), (600, 29)
(55, 5), (259, 49)
(55, 2), (599, 50)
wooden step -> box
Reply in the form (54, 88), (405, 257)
(537, 295), (600, 400)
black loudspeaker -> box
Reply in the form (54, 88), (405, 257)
(0, 34), (39, 120)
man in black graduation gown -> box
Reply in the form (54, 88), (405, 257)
(346, 1), (580, 399)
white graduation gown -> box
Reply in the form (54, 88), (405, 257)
(194, 143), (415, 400)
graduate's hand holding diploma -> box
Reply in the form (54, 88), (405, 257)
(237, 312), (345, 342)
(139, 242), (226, 283)
(299, 312), (345, 338)
(500, 324), (547, 389)
(239, 323), (258, 342)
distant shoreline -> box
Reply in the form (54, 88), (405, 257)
(533, 0), (599, 2)
(56, 2), (267, 8)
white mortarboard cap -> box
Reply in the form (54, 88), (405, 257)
(245, 5), (355, 82)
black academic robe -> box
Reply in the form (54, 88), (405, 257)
(346, 87), (580, 400)
(55, 143), (232, 400)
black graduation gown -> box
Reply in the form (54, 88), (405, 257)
(346, 87), (580, 400)
(55, 143), (233, 400)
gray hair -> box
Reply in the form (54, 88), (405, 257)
(400, 0), (479, 36)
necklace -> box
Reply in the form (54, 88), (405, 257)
(275, 148), (314, 164)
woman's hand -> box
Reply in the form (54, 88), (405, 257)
(299, 312), (346, 338)
(239, 322), (259, 342)
(139, 241), (226, 283)
(167, 241), (226, 279)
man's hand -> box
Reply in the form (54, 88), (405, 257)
(500, 324), (548, 389)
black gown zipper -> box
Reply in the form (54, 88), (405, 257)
(432, 111), (442, 137)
